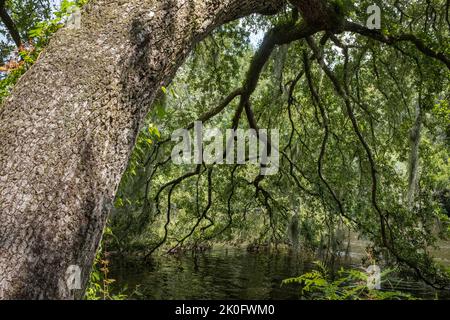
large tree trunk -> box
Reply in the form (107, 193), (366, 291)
(0, 0), (283, 299)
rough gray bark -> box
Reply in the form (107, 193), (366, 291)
(0, 0), (284, 299)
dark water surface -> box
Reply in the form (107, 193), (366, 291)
(110, 247), (450, 300)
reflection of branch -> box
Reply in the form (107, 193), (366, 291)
(344, 21), (450, 69)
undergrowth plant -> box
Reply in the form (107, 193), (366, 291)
(283, 261), (417, 300)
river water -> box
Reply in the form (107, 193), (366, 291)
(110, 242), (450, 300)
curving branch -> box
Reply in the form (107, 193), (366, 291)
(303, 48), (345, 216)
(307, 36), (388, 243)
(170, 167), (213, 251)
